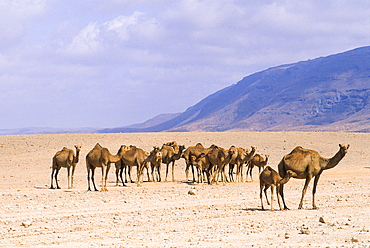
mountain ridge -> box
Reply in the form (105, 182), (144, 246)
(2, 46), (370, 135)
(101, 46), (370, 133)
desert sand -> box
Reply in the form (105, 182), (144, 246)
(0, 132), (369, 247)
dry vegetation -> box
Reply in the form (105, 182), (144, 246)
(0, 132), (369, 247)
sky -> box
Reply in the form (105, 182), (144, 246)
(0, 0), (369, 129)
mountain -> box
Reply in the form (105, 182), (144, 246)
(102, 46), (370, 133)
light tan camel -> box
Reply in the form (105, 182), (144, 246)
(86, 143), (129, 191)
(246, 154), (269, 182)
(50, 145), (81, 189)
(234, 146), (256, 183)
(160, 143), (186, 182)
(260, 166), (297, 211)
(278, 144), (350, 210)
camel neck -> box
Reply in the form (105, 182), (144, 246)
(279, 175), (290, 185)
(74, 150), (80, 163)
(324, 149), (345, 170)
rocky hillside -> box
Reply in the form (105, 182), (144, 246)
(102, 46), (370, 133)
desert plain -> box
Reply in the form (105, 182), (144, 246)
(0, 131), (369, 247)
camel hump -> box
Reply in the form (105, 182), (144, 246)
(265, 166), (273, 171)
(93, 143), (103, 150)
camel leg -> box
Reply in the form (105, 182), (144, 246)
(50, 167), (56, 189)
(260, 181), (264, 210)
(239, 164), (244, 182)
(191, 164), (196, 182)
(298, 176), (313, 209)
(90, 167), (98, 191)
(71, 165), (76, 188)
(270, 185), (275, 211)
(87, 164), (91, 191)
(185, 161), (190, 182)
(235, 165), (240, 182)
(276, 184), (283, 211)
(146, 163), (151, 182)
(55, 167), (61, 189)
(100, 165), (106, 191)
(67, 166), (71, 189)
(115, 166), (119, 186)
(171, 162), (176, 182)
(312, 173), (322, 209)
(263, 185), (270, 205)
(249, 165), (254, 182)
(157, 164), (162, 182)
(164, 163), (170, 182)
(279, 184), (289, 210)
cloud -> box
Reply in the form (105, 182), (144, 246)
(0, 0), (47, 49)
(0, 0), (370, 129)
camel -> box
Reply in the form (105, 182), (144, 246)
(160, 142), (186, 182)
(118, 145), (154, 186)
(234, 146), (256, 183)
(50, 145), (81, 189)
(191, 153), (213, 184)
(278, 144), (350, 210)
(227, 146), (239, 182)
(259, 166), (297, 211)
(86, 143), (130, 191)
(227, 146), (256, 182)
(147, 147), (162, 182)
(246, 154), (269, 182)
(182, 143), (209, 182)
(115, 146), (161, 185)
(198, 145), (234, 184)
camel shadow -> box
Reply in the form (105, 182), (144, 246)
(241, 207), (266, 212)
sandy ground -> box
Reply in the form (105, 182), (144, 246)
(0, 132), (369, 247)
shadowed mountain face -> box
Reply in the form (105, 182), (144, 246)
(102, 46), (370, 133)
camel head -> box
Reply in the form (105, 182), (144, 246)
(151, 146), (162, 161)
(339, 144), (350, 155)
(74, 145), (82, 151)
(286, 170), (297, 178)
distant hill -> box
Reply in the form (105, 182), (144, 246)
(3, 46), (370, 135)
(101, 46), (370, 133)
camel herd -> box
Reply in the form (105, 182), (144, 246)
(50, 141), (349, 210)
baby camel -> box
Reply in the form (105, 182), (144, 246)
(259, 166), (296, 211)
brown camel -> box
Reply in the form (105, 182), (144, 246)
(227, 146), (239, 182)
(86, 143), (129, 191)
(115, 146), (161, 185)
(50, 145), (81, 189)
(234, 146), (256, 183)
(147, 147), (162, 182)
(278, 144), (350, 210)
(118, 145), (154, 186)
(260, 166), (297, 211)
(206, 145), (235, 184)
(182, 143), (209, 182)
(191, 153), (213, 184)
(228, 146), (256, 182)
(246, 154), (269, 182)
(160, 143), (186, 182)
